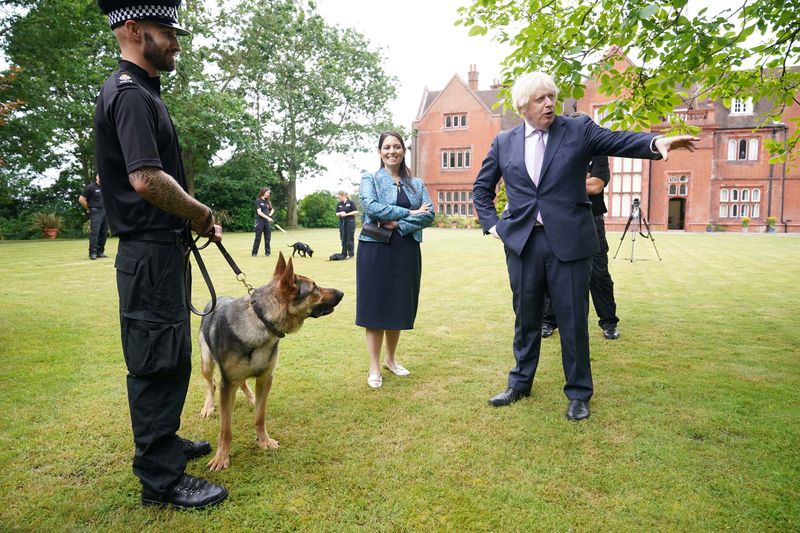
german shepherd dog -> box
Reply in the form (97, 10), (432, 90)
(198, 252), (343, 471)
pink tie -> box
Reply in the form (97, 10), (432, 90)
(532, 130), (545, 186)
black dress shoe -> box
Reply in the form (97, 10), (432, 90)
(97, 253), (108, 258)
(488, 388), (530, 407)
(603, 327), (620, 340)
(541, 323), (556, 338)
(181, 437), (212, 460)
(89, 254), (97, 260)
(566, 399), (590, 421)
(141, 474), (228, 509)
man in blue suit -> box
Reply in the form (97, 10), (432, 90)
(473, 72), (698, 420)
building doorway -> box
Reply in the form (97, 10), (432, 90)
(668, 198), (685, 230)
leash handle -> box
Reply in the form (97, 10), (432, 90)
(185, 232), (217, 317)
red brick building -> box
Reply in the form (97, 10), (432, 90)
(411, 61), (800, 233)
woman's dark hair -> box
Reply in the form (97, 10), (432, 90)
(258, 187), (270, 199)
(378, 131), (410, 178)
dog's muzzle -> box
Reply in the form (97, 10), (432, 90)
(310, 290), (344, 318)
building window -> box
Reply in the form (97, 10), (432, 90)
(438, 191), (444, 202)
(439, 189), (475, 217)
(748, 139), (758, 160)
(719, 187), (761, 219)
(731, 97), (753, 115)
(609, 158), (642, 216)
(440, 148), (472, 169)
(668, 175), (689, 197)
(444, 113), (468, 129)
(728, 138), (759, 161)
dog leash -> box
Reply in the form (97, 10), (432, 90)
(184, 223), (256, 317)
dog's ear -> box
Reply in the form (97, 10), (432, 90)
(279, 257), (296, 292)
(273, 252), (287, 278)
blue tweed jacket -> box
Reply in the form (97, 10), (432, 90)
(359, 167), (435, 243)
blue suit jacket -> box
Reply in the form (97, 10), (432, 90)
(473, 115), (660, 261)
(359, 168), (435, 243)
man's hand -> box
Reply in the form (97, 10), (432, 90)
(489, 225), (502, 241)
(190, 209), (222, 242)
(655, 135), (701, 162)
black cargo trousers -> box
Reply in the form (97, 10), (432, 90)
(114, 229), (190, 495)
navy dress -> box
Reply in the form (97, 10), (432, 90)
(356, 186), (421, 330)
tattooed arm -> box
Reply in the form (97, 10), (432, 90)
(129, 167), (220, 239)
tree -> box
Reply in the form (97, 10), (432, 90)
(457, 0), (800, 162)
(297, 190), (338, 228)
(219, 0), (397, 228)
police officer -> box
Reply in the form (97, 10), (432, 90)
(78, 174), (108, 259)
(336, 190), (357, 258)
(251, 187), (274, 256)
(541, 154), (621, 340)
(95, 0), (227, 509)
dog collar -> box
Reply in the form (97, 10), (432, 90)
(251, 299), (286, 338)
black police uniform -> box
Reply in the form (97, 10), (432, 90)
(94, 59), (192, 495)
(336, 198), (356, 257)
(543, 155), (619, 331)
(81, 181), (108, 258)
(251, 198), (272, 255)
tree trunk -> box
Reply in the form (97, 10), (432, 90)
(286, 170), (298, 228)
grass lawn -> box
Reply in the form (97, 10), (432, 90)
(1, 228), (798, 531)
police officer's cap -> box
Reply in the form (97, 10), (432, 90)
(98, 0), (190, 36)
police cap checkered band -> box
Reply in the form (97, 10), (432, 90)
(108, 5), (177, 26)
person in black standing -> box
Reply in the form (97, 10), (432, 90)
(78, 174), (108, 260)
(251, 187), (273, 257)
(336, 190), (357, 258)
(95, 0), (227, 509)
(541, 153), (620, 340)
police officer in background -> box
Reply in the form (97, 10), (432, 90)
(78, 174), (108, 260)
(336, 190), (357, 258)
(541, 153), (620, 340)
(95, 0), (227, 509)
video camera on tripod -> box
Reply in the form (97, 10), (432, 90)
(613, 197), (662, 262)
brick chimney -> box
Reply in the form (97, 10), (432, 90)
(468, 64), (479, 91)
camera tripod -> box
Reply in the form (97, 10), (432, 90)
(613, 198), (662, 262)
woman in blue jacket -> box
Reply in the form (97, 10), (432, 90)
(357, 131), (435, 389)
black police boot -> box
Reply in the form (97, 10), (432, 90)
(180, 437), (212, 460)
(141, 474), (228, 510)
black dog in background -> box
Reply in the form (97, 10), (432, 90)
(288, 242), (314, 258)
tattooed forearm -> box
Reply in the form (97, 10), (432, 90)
(129, 167), (209, 225)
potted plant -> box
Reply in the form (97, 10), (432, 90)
(705, 223), (714, 232)
(741, 216), (750, 233)
(766, 216), (777, 233)
(31, 212), (63, 239)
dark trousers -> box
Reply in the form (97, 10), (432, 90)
(116, 236), (190, 494)
(88, 209), (108, 256)
(505, 228), (593, 401)
(252, 221), (271, 255)
(543, 215), (618, 330)
(339, 218), (355, 256)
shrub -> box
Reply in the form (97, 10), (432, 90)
(298, 191), (338, 228)
(30, 212), (63, 231)
(741, 216), (750, 228)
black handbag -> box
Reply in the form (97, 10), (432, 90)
(360, 222), (392, 243)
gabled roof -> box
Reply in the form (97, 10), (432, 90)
(414, 74), (510, 123)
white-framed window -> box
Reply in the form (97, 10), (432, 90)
(444, 113), (468, 129)
(727, 138), (759, 161)
(593, 104), (611, 127)
(440, 190), (475, 217)
(731, 97), (753, 115)
(718, 187), (761, 219)
(440, 148), (472, 169)
(669, 175), (689, 197)
(609, 158), (642, 216)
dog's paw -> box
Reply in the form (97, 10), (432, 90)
(257, 436), (279, 450)
(207, 452), (230, 471)
(200, 405), (215, 418)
